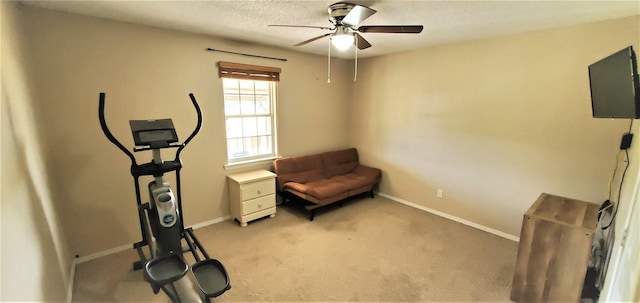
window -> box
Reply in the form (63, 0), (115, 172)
(218, 61), (280, 164)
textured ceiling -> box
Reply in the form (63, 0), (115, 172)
(19, 0), (640, 59)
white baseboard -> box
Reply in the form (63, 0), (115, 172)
(74, 243), (133, 264)
(189, 215), (231, 230)
(72, 215), (232, 265)
(67, 262), (76, 303)
(379, 192), (520, 242)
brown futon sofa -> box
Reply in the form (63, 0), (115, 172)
(273, 148), (381, 220)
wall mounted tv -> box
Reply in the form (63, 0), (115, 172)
(589, 46), (640, 119)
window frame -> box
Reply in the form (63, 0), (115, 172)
(218, 61), (281, 168)
(221, 77), (278, 165)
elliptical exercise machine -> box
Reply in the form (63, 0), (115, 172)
(98, 92), (230, 302)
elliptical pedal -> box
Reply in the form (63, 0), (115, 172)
(191, 259), (231, 299)
(144, 254), (189, 294)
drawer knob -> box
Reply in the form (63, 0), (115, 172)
(257, 190), (261, 194)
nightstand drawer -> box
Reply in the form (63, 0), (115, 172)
(242, 194), (276, 215)
(240, 179), (275, 201)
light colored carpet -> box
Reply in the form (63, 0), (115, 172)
(72, 196), (518, 302)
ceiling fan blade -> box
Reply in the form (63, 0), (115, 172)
(354, 33), (372, 50)
(342, 5), (377, 26)
(294, 33), (331, 46)
(269, 24), (333, 30)
(357, 25), (424, 34)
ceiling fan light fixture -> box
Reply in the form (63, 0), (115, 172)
(275, 2), (423, 52)
(331, 32), (354, 51)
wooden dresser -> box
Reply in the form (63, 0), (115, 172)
(511, 193), (599, 302)
(227, 170), (276, 227)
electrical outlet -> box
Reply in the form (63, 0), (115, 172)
(437, 189), (443, 198)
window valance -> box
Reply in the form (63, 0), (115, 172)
(218, 61), (281, 81)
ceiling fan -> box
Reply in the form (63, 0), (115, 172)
(269, 2), (423, 51)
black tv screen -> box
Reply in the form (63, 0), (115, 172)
(589, 46), (640, 119)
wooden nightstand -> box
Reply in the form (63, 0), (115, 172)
(227, 170), (276, 227)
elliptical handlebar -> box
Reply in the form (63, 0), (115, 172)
(98, 92), (203, 163)
(98, 92), (138, 165)
(175, 93), (202, 161)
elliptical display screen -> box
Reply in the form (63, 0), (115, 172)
(130, 119), (178, 147)
(138, 130), (176, 144)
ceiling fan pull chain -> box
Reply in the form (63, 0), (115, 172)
(327, 37), (332, 83)
(354, 35), (358, 82)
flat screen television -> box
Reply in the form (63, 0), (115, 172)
(588, 46), (640, 119)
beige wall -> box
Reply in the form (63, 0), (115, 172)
(1, 2), (71, 301)
(350, 16), (640, 236)
(16, 4), (352, 257)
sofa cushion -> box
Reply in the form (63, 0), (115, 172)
(273, 153), (325, 191)
(284, 179), (351, 200)
(351, 165), (382, 183)
(328, 173), (372, 190)
(323, 148), (359, 178)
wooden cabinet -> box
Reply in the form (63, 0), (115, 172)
(511, 193), (600, 302)
(227, 170), (276, 227)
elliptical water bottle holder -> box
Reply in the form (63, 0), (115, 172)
(152, 186), (178, 228)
